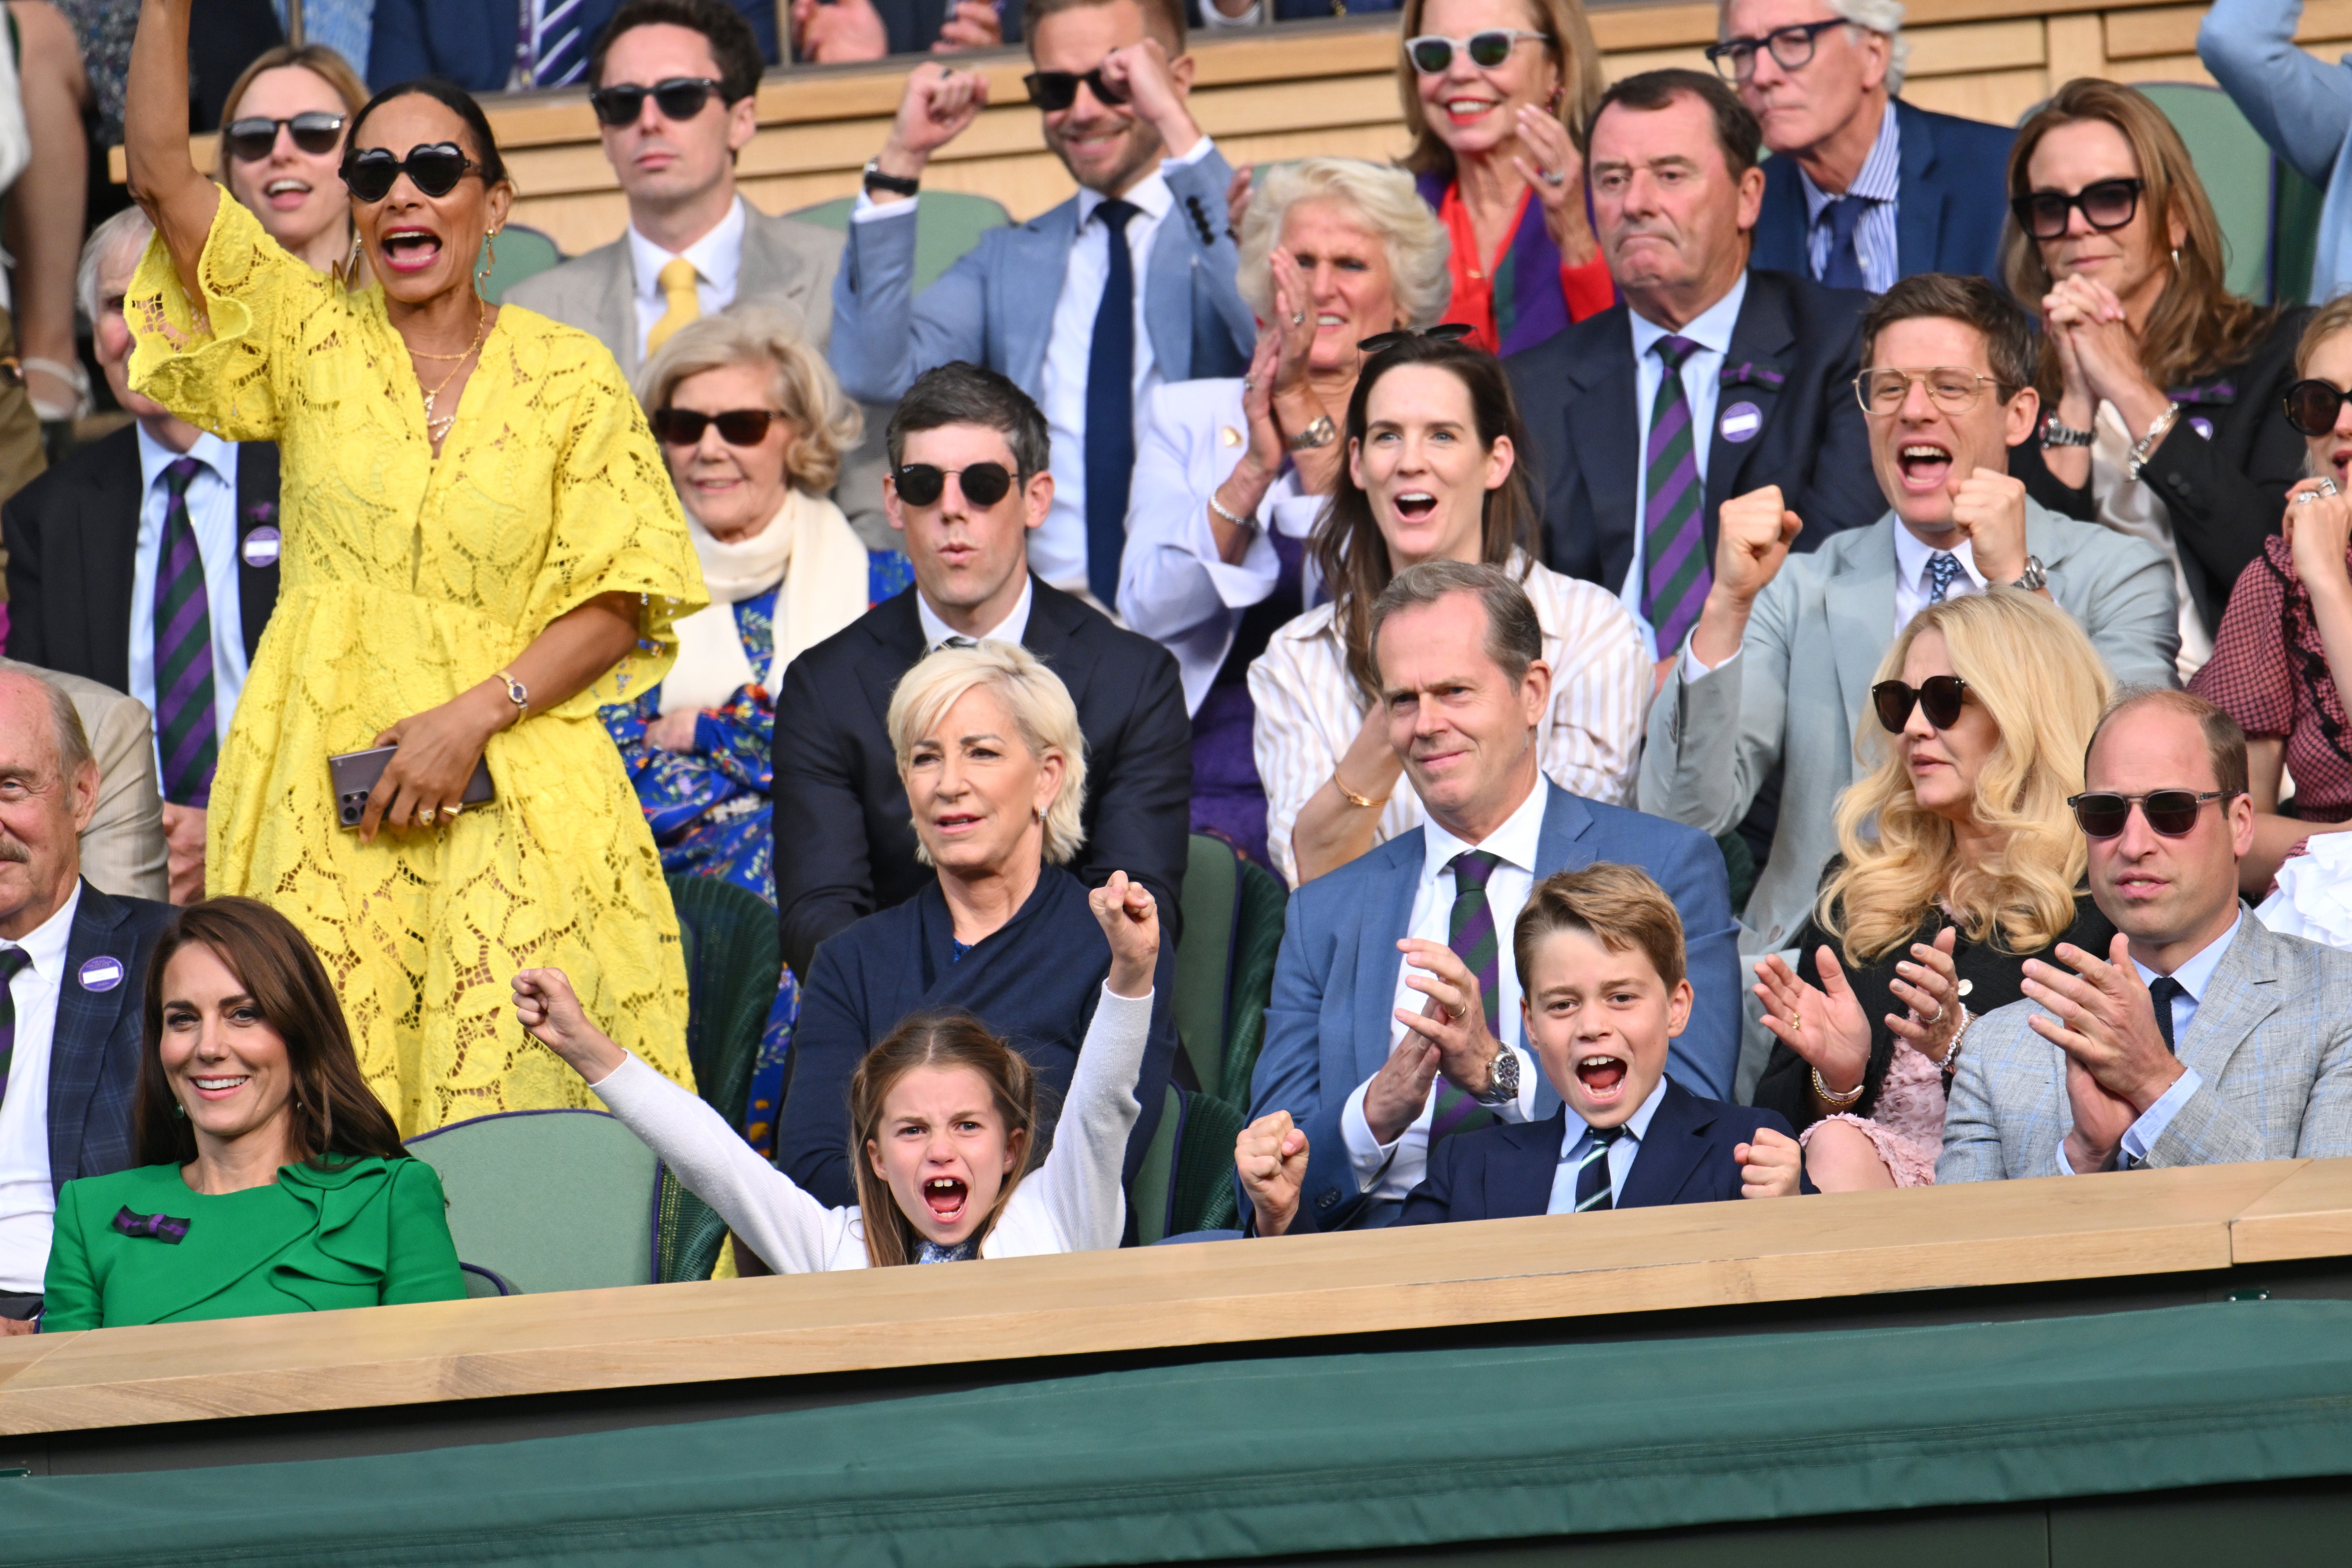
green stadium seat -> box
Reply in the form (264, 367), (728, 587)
(476, 223), (565, 305)
(662, 872), (782, 1282)
(405, 1109), (660, 1294)
(784, 190), (1013, 293)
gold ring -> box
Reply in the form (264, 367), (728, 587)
(442, 804), (463, 820)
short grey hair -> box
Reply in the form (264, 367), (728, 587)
(634, 306), (864, 496)
(886, 641), (1089, 866)
(1237, 159), (1454, 332)
(0, 662), (95, 780)
(78, 205), (157, 324)
(1369, 561), (1544, 689)
(1825, 0), (1907, 93)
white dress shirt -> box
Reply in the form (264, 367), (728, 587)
(628, 196), (749, 363)
(2059, 911), (2236, 1174)
(1800, 100), (1901, 295)
(0, 884), (82, 1295)
(129, 424), (250, 777)
(1891, 521), (1988, 631)
(1620, 273), (1750, 660)
(1249, 553), (1648, 886)
(1547, 1072), (1669, 1213)
(1337, 780), (1548, 1203)
(916, 576), (1034, 653)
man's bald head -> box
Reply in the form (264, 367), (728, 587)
(0, 666), (99, 939)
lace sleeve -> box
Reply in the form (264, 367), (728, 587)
(123, 188), (323, 442)
(530, 345), (711, 713)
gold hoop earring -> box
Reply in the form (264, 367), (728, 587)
(477, 230), (500, 296)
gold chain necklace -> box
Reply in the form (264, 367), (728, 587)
(412, 297), (488, 446)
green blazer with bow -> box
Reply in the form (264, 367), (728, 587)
(40, 1155), (464, 1331)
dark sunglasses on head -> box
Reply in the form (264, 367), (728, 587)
(1403, 28), (1547, 74)
(1871, 675), (1968, 734)
(1703, 18), (1845, 82)
(2285, 378), (2352, 438)
(651, 408), (778, 447)
(587, 77), (724, 127)
(894, 462), (1018, 507)
(1357, 322), (1476, 355)
(2068, 789), (2234, 839)
(1022, 68), (1127, 112)
(340, 143), (483, 202)
(222, 111), (346, 163)
(2009, 177), (2144, 242)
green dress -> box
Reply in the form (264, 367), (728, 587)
(40, 1156), (466, 1331)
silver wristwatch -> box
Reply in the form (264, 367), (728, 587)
(1286, 414), (1337, 451)
(2012, 554), (2047, 592)
(1474, 1046), (1520, 1106)
(2040, 416), (2094, 450)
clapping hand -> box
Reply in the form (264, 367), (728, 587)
(1735, 1127), (1802, 1199)
(1753, 945), (1871, 1101)
(1089, 870), (1160, 999)
(1395, 938), (1508, 1102)
(1235, 1111), (1308, 1237)
(513, 968), (627, 1083)
(1885, 926), (1963, 1064)
(2021, 934), (2185, 1173)
(1512, 104), (1595, 266)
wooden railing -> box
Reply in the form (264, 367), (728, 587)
(121, 0), (2352, 256)
(4, 1156), (2350, 1443)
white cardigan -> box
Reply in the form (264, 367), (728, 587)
(589, 986), (1153, 1272)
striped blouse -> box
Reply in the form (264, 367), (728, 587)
(1246, 554), (1650, 886)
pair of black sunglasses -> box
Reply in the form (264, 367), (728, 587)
(652, 408), (778, 447)
(2067, 789), (2234, 839)
(2285, 378), (2352, 438)
(1872, 675), (1968, 734)
(341, 143), (483, 202)
(894, 462), (1018, 507)
(588, 77), (724, 127)
(1023, 68), (1127, 112)
(2009, 177), (2144, 242)
(222, 112), (345, 162)
(1357, 322), (1475, 355)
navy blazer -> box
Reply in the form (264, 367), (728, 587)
(1504, 269), (1881, 604)
(1393, 1082), (1801, 1227)
(49, 883), (177, 1197)
(1246, 781), (1741, 1234)
(1750, 99), (2018, 286)
(366, 0), (777, 90)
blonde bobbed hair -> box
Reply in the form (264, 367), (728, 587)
(1236, 159), (1453, 332)
(887, 642), (1089, 867)
(1820, 589), (2112, 964)
(635, 306), (864, 495)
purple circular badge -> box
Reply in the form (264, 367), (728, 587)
(78, 955), (125, 992)
(2189, 416), (2214, 441)
(1719, 401), (1763, 444)
(241, 526), (281, 569)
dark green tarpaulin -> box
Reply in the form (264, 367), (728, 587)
(9, 1298), (2352, 1567)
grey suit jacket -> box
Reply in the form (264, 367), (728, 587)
(1938, 914), (2352, 1180)
(1636, 501), (2181, 951)
(39, 668), (166, 902)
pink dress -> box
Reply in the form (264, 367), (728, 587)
(1799, 1044), (1946, 1188)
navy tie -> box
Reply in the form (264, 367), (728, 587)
(1572, 1125), (1625, 1212)
(1085, 198), (1141, 608)
(1927, 550), (1962, 605)
(1821, 195), (1869, 290)
(2148, 976), (2184, 1056)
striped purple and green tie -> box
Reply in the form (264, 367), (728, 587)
(1641, 335), (1712, 659)
(1426, 850), (1504, 1149)
(151, 456), (218, 808)
(0, 947), (30, 1107)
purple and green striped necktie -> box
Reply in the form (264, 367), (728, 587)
(152, 455), (218, 808)
(1426, 850), (1504, 1149)
(0, 947), (30, 1107)
(1641, 335), (1712, 659)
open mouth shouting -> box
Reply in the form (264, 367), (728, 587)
(379, 224), (445, 275)
(1391, 490), (1439, 523)
(263, 177), (313, 212)
(923, 1175), (970, 1223)
(1572, 1052), (1630, 1108)
(1895, 440), (1954, 495)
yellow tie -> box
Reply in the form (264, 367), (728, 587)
(647, 257), (701, 353)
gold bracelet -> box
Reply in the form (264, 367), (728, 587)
(493, 668), (530, 727)
(1811, 1065), (1864, 1107)
(1333, 768), (1388, 810)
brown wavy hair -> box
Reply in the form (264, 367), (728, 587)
(1312, 334), (1544, 707)
(849, 1013), (1041, 1268)
(135, 898), (405, 1168)
(1397, 0), (1604, 181)
(2003, 78), (2276, 397)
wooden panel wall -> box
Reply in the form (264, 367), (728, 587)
(459, 0), (2352, 256)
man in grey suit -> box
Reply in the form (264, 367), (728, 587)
(828, 0), (1253, 610)
(1638, 273), (2181, 954)
(1940, 690), (2352, 1179)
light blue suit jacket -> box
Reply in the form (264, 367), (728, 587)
(826, 150), (1255, 404)
(1246, 781), (1742, 1232)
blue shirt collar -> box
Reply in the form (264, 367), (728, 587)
(2132, 909), (2244, 1003)
(1628, 270), (1748, 360)
(134, 421), (235, 492)
(1799, 97), (1901, 220)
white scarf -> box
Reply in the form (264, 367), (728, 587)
(661, 486), (869, 714)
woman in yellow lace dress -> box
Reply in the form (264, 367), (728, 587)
(123, 0), (704, 1132)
